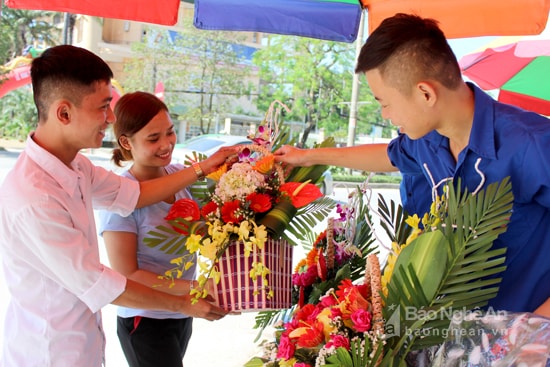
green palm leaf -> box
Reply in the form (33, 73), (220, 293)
(382, 177), (513, 362)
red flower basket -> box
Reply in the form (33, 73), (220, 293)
(214, 238), (293, 312)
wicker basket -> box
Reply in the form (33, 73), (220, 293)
(213, 237), (293, 312)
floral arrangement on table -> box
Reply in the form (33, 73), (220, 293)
(246, 176), (515, 367)
(145, 101), (336, 307)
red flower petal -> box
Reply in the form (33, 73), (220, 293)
(164, 198), (200, 235)
(221, 200), (243, 224)
(165, 198), (200, 221)
(280, 182), (323, 208)
(246, 192), (273, 213)
(201, 201), (218, 219)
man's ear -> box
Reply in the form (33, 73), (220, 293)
(416, 82), (437, 107)
(56, 102), (71, 124)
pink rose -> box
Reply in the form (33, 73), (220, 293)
(319, 294), (338, 308)
(325, 334), (350, 350)
(351, 309), (372, 332)
(292, 265), (318, 287)
(295, 363), (313, 367)
(276, 334), (295, 360)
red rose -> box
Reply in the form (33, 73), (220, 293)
(221, 200), (243, 224)
(246, 192), (272, 213)
(164, 198), (200, 235)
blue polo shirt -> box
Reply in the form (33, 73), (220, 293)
(387, 83), (550, 313)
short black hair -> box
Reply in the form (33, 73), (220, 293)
(355, 13), (461, 93)
(31, 45), (114, 120)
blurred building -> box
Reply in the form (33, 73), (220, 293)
(68, 2), (286, 141)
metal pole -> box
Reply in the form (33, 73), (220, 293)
(62, 13), (71, 44)
(346, 10), (365, 148)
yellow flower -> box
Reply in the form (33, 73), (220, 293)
(280, 358), (297, 367)
(206, 163), (227, 181)
(381, 241), (411, 297)
(405, 214), (421, 229)
(185, 233), (202, 253)
(238, 220), (251, 240)
(317, 307), (338, 339)
(200, 238), (218, 261)
(251, 224), (268, 249)
(243, 240), (254, 257)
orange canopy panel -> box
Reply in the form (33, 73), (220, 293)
(5, 0), (181, 25)
(362, 0), (550, 38)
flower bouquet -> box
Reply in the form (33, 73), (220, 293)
(145, 101), (336, 311)
(247, 176), (515, 366)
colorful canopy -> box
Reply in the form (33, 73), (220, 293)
(460, 36), (550, 115)
(194, 0), (362, 43)
(5, 0), (550, 42)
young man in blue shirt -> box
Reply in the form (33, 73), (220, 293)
(275, 13), (550, 316)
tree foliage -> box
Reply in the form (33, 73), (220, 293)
(122, 18), (256, 134)
(252, 35), (389, 145)
(0, 4), (59, 65)
(0, 4), (60, 139)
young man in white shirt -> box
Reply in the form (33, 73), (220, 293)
(0, 45), (236, 366)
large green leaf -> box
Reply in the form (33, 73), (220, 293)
(381, 177), (513, 363)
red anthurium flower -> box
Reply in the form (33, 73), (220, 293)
(294, 320), (325, 348)
(335, 279), (371, 326)
(221, 199), (243, 224)
(294, 303), (320, 323)
(200, 200), (218, 219)
(164, 198), (200, 235)
(246, 192), (272, 213)
(280, 182), (323, 208)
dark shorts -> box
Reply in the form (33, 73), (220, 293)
(117, 316), (193, 367)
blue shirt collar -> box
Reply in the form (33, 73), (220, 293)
(423, 83), (497, 161)
(468, 83), (497, 160)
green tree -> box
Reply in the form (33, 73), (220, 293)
(253, 35), (390, 145)
(122, 19), (255, 134)
(0, 5), (60, 140)
(0, 4), (59, 65)
(0, 88), (37, 140)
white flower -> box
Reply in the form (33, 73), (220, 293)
(214, 163), (266, 202)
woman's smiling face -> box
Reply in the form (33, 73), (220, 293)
(127, 110), (177, 168)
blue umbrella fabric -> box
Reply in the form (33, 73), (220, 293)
(193, 0), (363, 43)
